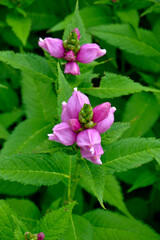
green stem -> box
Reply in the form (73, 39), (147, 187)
(70, 158), (80, 200)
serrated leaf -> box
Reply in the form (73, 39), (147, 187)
(79, 160), (106, 208)
(0, 109), (23, 128)
(0, 119), (52, 156)
(61, 214), (93, 240)
(34, 202), (76, 240)
(102, 138), (160, 174)
(80, 72), (159, 99)
(6, 13), (31, 45)
(0, 200), (27, 240)
(0, 51), (55, 83)
(6, 198), (41, 230)
(101, 122), (130, 145)
(89, 24), (160, 57)
(103, 175), (131, 217)
(122, 93), (160, 137)
(84, 209), (160, 240)
(57, 63), (72, 120)
(22, 72), (57, 121)
(0, 153), (69, 186)
(63, 1), (88, 45)
(0, 124), (9, 139)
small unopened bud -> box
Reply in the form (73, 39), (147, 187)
(24, 232), (38, 240)
(84, 121), (97, 129)
(38, 232), (45, 240)
(79, 104), (93, 124)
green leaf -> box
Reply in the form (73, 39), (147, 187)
(102, 138), (160, 174)
(34, 202), (76, 240)
(61, 214), (94, 240)
(0, 124), (9, 140)
(84, 209), (160, 240)
(6, 13), (31, 46)
(117, 9), (139, 29)
(0, 109), (23, 128)
(0, 153), (69, 186)
(89, 24), (160, 57)
(63, 1), (88, 45)
(128, 170), (158, 192)
(22, 72), (57, 121)
(0, 119), (53, 156)
(0, 83), (8, 89)
(103, 175), (131, 217)
(80, 72), (159, 99)
(57, 63), (72, 120)
(122, 93), (160, 137)
(101, 122), (130, 145)
(6, 198), (41, 230)
(0, 200), (27, 240)
(79, 160), (106, 208)
(0, 51), (55, 83)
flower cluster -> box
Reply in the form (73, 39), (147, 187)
(24, 232), (45, 240)
(48, 88), (116, 164)
(38, 28), (106, 75)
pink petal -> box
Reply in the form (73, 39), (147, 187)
(80, 144), (104, 164)
(49, 122), (77, 146)
(67, 119), (81, 132)
(92, 102), (111, 123)
(67, 87), (90, 119)
(38, 37), (65, 58)
(64, 62), (80, 75)
(61, 101), (71, 122)
(94, 107), (116, 134)
(64, 50), (76, 62)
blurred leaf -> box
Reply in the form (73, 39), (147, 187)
(126, 198), (148, 221)
(84, 209), (160, 240)
(117, 9), (139, 28)
(103, 137), (160, 174)
(6, 13), (31, 46)
(22, 72), (57, 121)
(0, 119), (53, 156)
(0, 51), (55, 83)
(122, 93), (160, 137)
(0, 124), (9, 139)
(0, 153), (69, 186)
(89, 24), (160, 57)
(103, 175), (131, 217)
(80, 72), (159, 99)
(34, 202), (76, 240)
(0, 109), (23, 128)
(101, 122), (130, 144)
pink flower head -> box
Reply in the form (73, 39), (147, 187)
(64, 62), (80, 75)
(80, 144), (104, 165)
(48, 88), (116, 165)
(38, 38), (65, 58)
(39, 29), (106, 75)
(94, 107), (116, 134)
(48, 122), (77, 146)
(38, 232), (45, 240)
(77, 129), (101, 154)
(76, 43), (106, 63)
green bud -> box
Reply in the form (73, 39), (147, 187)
(79, 115), (87, 124)
(63, 40), (68, 49)
(70, 39), (76, 44)
(67, 44), (75, 51)
(84, 121), (97, 129)
(79, 104), (94, 126)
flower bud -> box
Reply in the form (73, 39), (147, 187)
(92, 102), (111, 123)
(77, 129), (101, 154)
(72, 28), (81, 40)
(79, 104), (93, 124)
(67, 119), (81, 132)
(64, 51), (76, 62)
(38, 232), (45, 240)
(76, 43), (106, 63)
(64, 62), (80, 75)
(38, 38), (65, 58)
(48, 122), (77, 146)
(67, 88), (90, 119)
(94, 107), (116, 134)
(80, 144), (104, 164)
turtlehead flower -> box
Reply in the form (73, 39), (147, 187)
(38, 28), (106, 75)
(48, 88), (116, 165)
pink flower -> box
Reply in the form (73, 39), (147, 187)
(76, 43), (106, 64)
(64, 62), (80, 75)
(38, 29), (106, 75)
(80, 144), (104, 165)
(77, 129), (101, 154)
(38, 38), (65, 58)
(48, 88), (116, 164)
(48, 122), (77, 146)
(38, 232), (45, 240)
